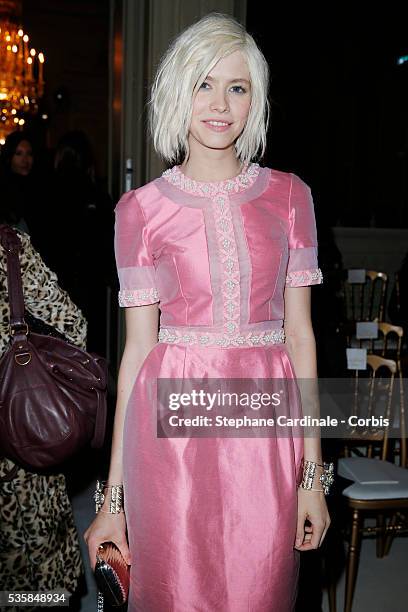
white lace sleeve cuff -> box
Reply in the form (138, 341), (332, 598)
(118, 288), (159, 307)
(285, 268), (323, 287)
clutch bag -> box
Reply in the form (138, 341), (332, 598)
(94, 541), (130, 607)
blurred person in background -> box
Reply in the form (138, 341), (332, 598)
(0, 131), (45, 243)
(0, 213), (87, 608)
(45, 130), (114, 355)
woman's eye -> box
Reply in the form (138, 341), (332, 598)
(198, 82), (247, 93)
(230, 85), (246, 94)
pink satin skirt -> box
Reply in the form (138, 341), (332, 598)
(123, 342), (304, 611)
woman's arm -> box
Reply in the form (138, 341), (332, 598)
(84, 303), (159, 568)
(284, 286), (321, 462)
(284, 285), (331, 550)
(105, 304), (159, 485)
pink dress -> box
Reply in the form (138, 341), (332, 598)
(115, 163), (323, 612)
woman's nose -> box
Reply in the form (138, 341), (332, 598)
(210, 90), (229, 113)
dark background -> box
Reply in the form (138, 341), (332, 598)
(20, 2), (408, 229)
(247, 6), (408, 229)
(23, 0), (110, 180)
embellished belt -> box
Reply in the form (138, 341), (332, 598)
(157, 327), (285, 348)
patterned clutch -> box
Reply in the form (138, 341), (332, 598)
(94, 541), (130, 607)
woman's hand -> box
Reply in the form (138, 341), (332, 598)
(84, 511), (131, 570)
(294, 488), (331, 551)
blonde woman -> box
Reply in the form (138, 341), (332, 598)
(85, 13), (331, 611)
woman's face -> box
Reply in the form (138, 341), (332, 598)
(189, 50), (252, 155)
(11, 140), (34, 176)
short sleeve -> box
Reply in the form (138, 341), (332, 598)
(114, 191), (160, 307)
(285, 174), (323, 287)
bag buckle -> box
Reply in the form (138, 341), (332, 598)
(10, 323), (29, 336)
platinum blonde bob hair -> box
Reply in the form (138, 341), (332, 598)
(148, 13), (270, 165)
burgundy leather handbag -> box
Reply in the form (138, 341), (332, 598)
(0, 225), (107, 471)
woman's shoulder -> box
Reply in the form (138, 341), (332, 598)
(255, 167), (314, 223)
(262, 166), (310, 192)
(115, 175), (165, 211)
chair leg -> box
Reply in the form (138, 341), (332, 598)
(376, 513), (386, 558)
(383, 513), (398, 557)
(344, 508), (362, 612)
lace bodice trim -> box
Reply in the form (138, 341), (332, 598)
(158, 327), (285, 348)
(161, 163), (261, 197)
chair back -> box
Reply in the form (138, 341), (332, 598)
(350, 355), (406, 466)
(367, 323), (404, 370)
(342, 270), (388, 323)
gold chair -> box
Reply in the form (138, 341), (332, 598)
(342, 270), (388, 322)
(367, 326), (406, 467)
(368, 322), (403, 369)
(342, 354), (399, 461)
(337, 356), (408, 612)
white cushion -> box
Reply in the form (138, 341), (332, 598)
(338, 457), (408, 500)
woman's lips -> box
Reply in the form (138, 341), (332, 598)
(202, 120), (232, 132)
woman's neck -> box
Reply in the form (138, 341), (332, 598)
(179, 154), (244, 183)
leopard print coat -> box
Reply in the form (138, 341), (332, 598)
(0, 231), (87, 602)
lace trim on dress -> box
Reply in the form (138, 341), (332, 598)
(161, 163), (261, 336)
(285, 268), (323, 287)
(161, 163), (260, 197)
(118, 288), (159, 307)
(211, 193), (241, 335)
(158, 327), (285, 348)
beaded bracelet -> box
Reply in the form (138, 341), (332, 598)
(299, 460), (335, 495)
(94, 480), (124, 513)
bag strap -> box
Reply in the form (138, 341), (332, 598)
(0, 225), (27, 333)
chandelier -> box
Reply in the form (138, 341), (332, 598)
(0, 0), (45, 144)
